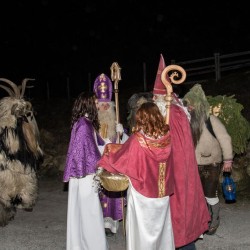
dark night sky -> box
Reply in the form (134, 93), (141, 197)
(0, 1), (249, 96)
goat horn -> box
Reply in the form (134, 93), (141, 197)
(20, 78), (35, 98)
(0, 84), (15, 97)
(0, 78), (20, 98)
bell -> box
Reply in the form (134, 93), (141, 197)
(222, 172), (236, 204)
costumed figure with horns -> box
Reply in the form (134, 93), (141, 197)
(152, 54), (210, 249)
(0, 78), (43, 226)
(93, 71), (129, 236)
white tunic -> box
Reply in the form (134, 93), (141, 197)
(126, 183), (175, 250)
(66, 174), (108, 250)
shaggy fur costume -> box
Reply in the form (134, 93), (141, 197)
(0, 78), (43, 226)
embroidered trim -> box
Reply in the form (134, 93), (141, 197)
(158, 162), (167, 197)
(136, 132), (170, 149)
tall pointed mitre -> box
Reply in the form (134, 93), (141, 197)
(153, 54), (171, 95)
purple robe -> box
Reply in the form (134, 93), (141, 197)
(63, 117), (104, 182)
(99, 189), (125, 221)
(99, 134), (129, 227)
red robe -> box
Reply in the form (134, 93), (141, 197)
(98, 104), (210, 247)
(169, 104), (210, 247)
(98, 132), (174, 198)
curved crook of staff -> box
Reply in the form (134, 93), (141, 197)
(110, 62), (122, 143)
(161, 65), (187, 125)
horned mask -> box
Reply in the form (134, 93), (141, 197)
(0, 78), (42, 159)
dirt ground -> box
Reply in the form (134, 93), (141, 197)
(0, 175), (250, 250)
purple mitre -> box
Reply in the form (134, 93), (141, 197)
(93, 73), (113, 102)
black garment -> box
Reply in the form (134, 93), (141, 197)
(198, 164), (221, 197)
(176, 242), (196, 250)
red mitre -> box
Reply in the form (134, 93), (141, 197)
(153, 54), (171, 95)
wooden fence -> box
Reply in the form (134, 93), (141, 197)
(42, 51), (250, 99)
(169, 50), (250, 84)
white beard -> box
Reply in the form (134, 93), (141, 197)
(154, 94), (191, 122)
(98, 102), (116, 141)
(154, 96), (167, 118)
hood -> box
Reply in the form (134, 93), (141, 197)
(135, 132), (171, 161)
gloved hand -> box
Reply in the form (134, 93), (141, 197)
(96, 167), (104, 174)
(104, 138), (112, 144)
(116, 123), (124, 135)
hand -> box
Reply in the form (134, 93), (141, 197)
(96, 167), (104, 174)
(116, 123), (124, 135)
(104, 138), (111, 144)
(222, 161), (233, 172)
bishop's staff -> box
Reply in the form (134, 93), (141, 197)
(110, 62), (122, 143)
(161, 65), (187, 125)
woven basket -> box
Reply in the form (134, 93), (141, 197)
(99, 170), (129, 192)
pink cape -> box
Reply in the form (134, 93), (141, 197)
(98, 132), (174, 198)
(169, 104), (210, 247)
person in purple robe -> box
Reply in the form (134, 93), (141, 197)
(93, 73), (129, 237)
(63, 92), (108, 250)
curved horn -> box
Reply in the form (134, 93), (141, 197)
(20, 78), (35, 98)
(0, 84), (15, 97)
(0, 78), (20, 98)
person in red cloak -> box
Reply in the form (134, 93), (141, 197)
(97, 102), (175, 250)
(153, 54), (210, 249)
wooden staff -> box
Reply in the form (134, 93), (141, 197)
(110, 62), (127, 236)
(110, 62), (122, 142)
(161, 65), (187, 125)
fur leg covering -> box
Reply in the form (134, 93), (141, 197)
(0, 161), (38, 226)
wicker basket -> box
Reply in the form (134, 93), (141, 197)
(99, 169), (129, 192)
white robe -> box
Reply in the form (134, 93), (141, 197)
(126, 183), (175, 250)
(66, 175), (108, 250)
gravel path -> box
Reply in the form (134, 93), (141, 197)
(0, 176), (249, 250)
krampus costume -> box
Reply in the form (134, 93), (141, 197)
(0, 78), (43, 226)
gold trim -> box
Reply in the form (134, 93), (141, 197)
(158, 162), (167, 197)
(136, 132), (170, 149)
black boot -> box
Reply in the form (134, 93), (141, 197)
(207, 203), (220, 235)
(105, 228), (114, 237)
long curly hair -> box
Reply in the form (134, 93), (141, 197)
(133, 102), (169, 139)
(71, 92), (100, 131)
